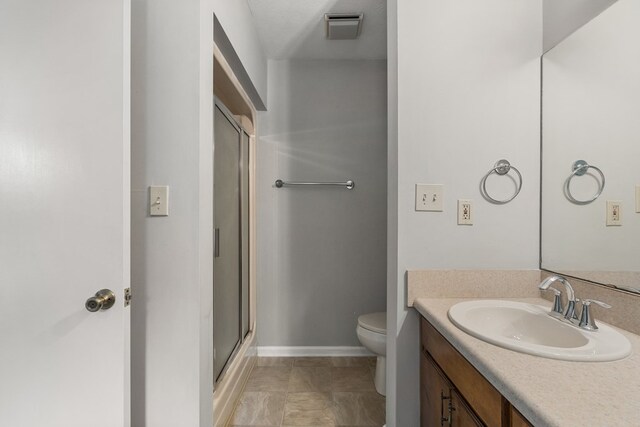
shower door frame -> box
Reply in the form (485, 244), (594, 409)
(213, 98), (252, 386)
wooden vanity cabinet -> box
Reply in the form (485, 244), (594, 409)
(509, 408), (532, 427)
(421, 353), (482, 426)
(420, 317), (533, 427)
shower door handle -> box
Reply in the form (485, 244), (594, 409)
(214, 228), (220, 258)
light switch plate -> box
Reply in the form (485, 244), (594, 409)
(416, 184), (443, 212)
(150, 186), (169, 216)
(606, 200), (622, 226)
(636, 186), (640, 213)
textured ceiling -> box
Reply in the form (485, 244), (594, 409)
(246, 0), (386, 60)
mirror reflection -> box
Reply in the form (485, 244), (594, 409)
(541, 0), (640, 293)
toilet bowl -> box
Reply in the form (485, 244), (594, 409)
(356, 312), (386, 396)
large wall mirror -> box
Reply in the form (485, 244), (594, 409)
(541, 0), (640, 294)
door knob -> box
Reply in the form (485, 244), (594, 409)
(85, 289), (116, 312)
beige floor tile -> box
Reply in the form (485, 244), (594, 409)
(230, 391), (287, 426)
(288, 367), (332, 392)
(282, 392), (336, 426)
(330, 357), (374, 368)
(245, 366), (292, 392)
(256, 357), (295, 367)
(330, 367), (375, 392)
(293, 357), (333, 367)
(333, 392), (385, 426)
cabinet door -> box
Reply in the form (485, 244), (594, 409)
(421, 352), (451, 427)
(421, 317), (503, 426)
(421, 352), (482, 427)
(450, 389), (483, 427)
(510, 406), (534, 427)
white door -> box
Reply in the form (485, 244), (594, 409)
(0, 1), (130, 426)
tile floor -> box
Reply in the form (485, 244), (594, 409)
(228, 357), (385, 427)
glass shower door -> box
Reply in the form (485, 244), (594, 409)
(213, 104), (241, 382)
(241, 130), (250, 338)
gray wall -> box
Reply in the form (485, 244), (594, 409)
(388, 0), (542, 425)
(257, 59), (387, 347)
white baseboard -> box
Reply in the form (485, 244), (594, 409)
(257, 346), (374, 357)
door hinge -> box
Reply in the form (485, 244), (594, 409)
(124, 287), (132, 307)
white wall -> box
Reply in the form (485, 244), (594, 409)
(256, 59), (387, 347)
(542, 0), (640, 274)
(543, 0), (617, 52)
(213, 0), (268, 105)
(389, 1), (542, 425)
(131, 0), (266, 425)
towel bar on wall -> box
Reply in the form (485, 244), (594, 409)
(275, 179), (355, 190)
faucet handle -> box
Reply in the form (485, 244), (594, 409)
(582, 299), (612, 309)
(541, 286), (563, 317)
(542, 286), (561, 296)
(579, 299), (611, 331)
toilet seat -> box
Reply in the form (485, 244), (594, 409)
(358, 312), (386, 334)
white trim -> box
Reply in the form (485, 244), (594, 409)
(213, 332), (257, 427)
(257, 346), (373, 357)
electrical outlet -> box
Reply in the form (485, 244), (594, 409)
(636, 186), (640, 213)
(457, 199), (473, 225)
(415, 184), (443, 212)
(606, 200), (622, 226)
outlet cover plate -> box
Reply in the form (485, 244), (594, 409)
(606, 200), (622, 226)
(416, 184), (443, 212)
(457, 199), (473, 225)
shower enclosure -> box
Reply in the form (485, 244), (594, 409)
(213, 99), (251, 384)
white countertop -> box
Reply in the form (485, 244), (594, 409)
(414, 297), (640, 427)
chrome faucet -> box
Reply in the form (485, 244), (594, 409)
(578, 299), (612, 331)
(538, 275), (578, 322)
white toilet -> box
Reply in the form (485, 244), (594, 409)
(356, 312), (386, 396)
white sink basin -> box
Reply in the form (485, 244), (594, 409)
(448, 300), (631, 362)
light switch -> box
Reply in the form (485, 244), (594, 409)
(416, 184), (444, 212)
(636, 186), (640, 213)
(150, 186), (169, 216)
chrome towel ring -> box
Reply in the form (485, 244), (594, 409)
(480, 159), (523, 204)
(564, 160), (605, 205)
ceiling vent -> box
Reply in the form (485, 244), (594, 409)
(324, 13), (364, 40)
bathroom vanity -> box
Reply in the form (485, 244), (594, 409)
(415, 297), (640, 427)
(420, 315), (531, 427)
